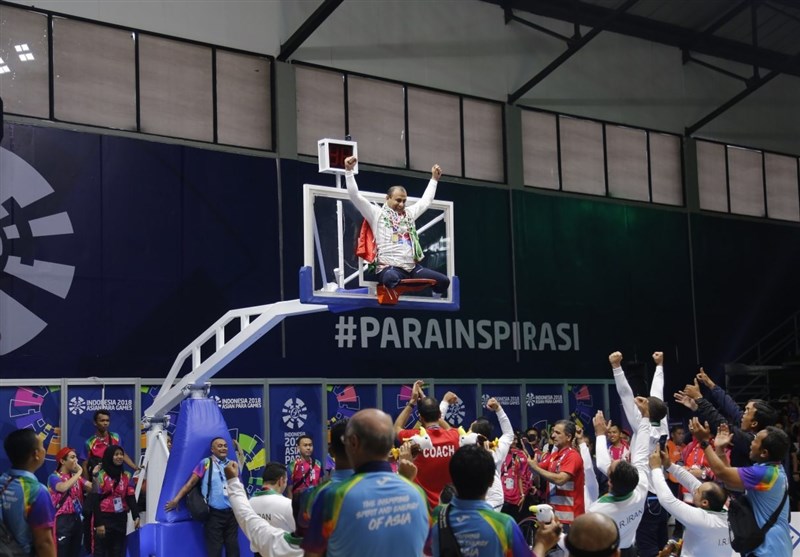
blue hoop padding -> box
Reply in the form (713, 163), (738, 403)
(298, 266), (460, 312)
(155, 397), (234, 523)
(128, 521), (254, 557)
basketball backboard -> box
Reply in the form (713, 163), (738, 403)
(300, 183), (459, 311)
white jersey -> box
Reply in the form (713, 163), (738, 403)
(227, 478), (302, 557)
(651, 467), (732, 557)
(612, 364), (668, 492)
(486, 408), (514, 509)
(345, 171), (437, 272)
(248, 489), (295, 531)
(588, 419), (651, 550)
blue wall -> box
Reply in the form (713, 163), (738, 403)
(1, 123), (799, 388)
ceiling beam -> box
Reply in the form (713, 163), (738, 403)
(480, 0), (800, 79)
(278, 0), (345, 62)
(508, 0), (640, 104)
(685, 70), (779, 135)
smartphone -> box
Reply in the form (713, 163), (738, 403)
(658, 434), (668, 451)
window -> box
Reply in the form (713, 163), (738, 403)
(295, 66), (345, 156)
(139, 35), (213, 142)
(216, 50), (271, 150)
(697, 140), (728, 212)
(522, 110), (559, 190)
(463, 98), (504, 182)
(560, 116), (605, 196)
(696, 140), (800, 221)
(347, 76), (405, 168)
(764, 153), (800, 222)
(53, 18), (136, 129)
(649, 133), (683, 206)
(0, 5), (50, 118)
(727, 146), (764, 217)
(606, 125), (649, 202)
(407, 87), (460, 175)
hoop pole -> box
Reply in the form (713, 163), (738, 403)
(335, 174), (345, 288)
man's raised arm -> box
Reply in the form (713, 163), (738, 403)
(344, 156), (378, 223)
(394, 380), (423, 437)
(610, 351), (640, 428)
(406, 164), (441, 220)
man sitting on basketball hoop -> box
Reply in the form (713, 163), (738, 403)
(344, 156), (450, 299)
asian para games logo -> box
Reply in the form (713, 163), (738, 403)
(0, 147), (75, 355)
(69, 396), (87, 415)
(444, 396), (466, 426)
(282, 397), (307, 430)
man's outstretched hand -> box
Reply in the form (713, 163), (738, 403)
(431, 164), (442, 181)
(345, 156), (357, 171)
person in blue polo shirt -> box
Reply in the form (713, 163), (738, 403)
(302, 408), (429, 557)
(691, 418), (791, 557)
(165, 437), (240, 557)
(427, 444), (530, 556)
(0, 428), (56, 557)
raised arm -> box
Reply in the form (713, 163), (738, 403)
(438, 390), (457, 430)
(224, 462), (286, 555)
(690, 418), (743, 490)
(593, 410), (612, 475)
(610, 351), (640, 428)
(405, 164), (441, 220)
(650, 352), (669, 435)
(394, 380), (423, 437)
(650, 451), (707, 527)
(487, 397), (514, 465)
(53, 466), (84, 492)
(666, 463), (702, 493)
(630, 417), (652, 473)
(579, 440), (598, 505)
(344, 156), (379, 223)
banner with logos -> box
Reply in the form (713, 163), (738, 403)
(567, 383), (605, 435)
(326, 383), (377, 425)
(268, 384), (323, 468)
(66, 384), (136, 463)
(524, 384), (566, 436)
(207, 384), (265, 495)
(0, 385), (61, 482)
(139, 385), (181, 453)
(435, 383), (477, 430)
(382, 383), (422, 432)
(481, 384), (523, 439)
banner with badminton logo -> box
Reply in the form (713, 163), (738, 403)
(66, 385), (136, 463)
(435, 384), (477, 429)
(269, 384), (323, 467)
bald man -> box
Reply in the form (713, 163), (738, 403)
(302, 409), (429, 557)
(565, 513), (621, 557)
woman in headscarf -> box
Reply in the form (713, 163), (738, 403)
(92, 445), (139, 557)
(48, 447), (93, 557)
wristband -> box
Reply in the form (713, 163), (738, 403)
(699, 440), (710, 449)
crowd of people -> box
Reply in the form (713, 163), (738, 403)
(1, 353), (796, 557)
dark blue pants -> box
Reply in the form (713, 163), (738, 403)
(55, 512), (82, 557)
(377, 264), (450, 294)
(205, 507), (239, 557)
(636, 495), (669, 557)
